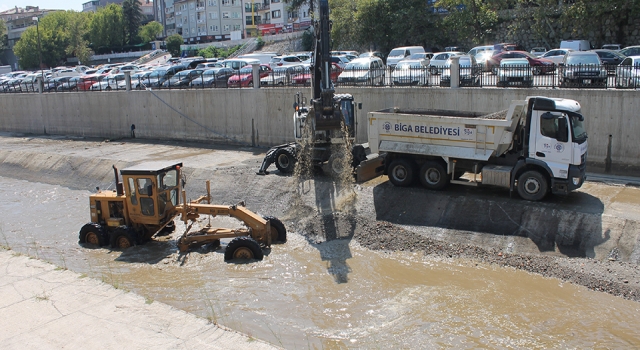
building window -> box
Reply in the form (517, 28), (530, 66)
(209, 25), (218, 31)
(190, 3), (195, 9)
(272, 0), (280, 2)
(222, 0), (230, 5)
(232, 12), (240, 18)
(208, 0), (217, 5)
(233, 24), (241, 31)
(223, 24), (230, 31)
(222, 12), (230, 18)
(190, 15), (195, 22)
(209, 12), (218, 19)
(272, 10), (281, 18)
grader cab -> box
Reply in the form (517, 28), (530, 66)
(79, 161), (286, 261)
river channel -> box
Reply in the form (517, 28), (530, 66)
(1, 176), (639, 349)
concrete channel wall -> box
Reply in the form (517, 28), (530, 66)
(0, 87), (637, 174)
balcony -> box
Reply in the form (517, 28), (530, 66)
(196, 6), (205, 11)
(165, 6), (174, 13)
(258, 4), (270, 11)
(177, 23), (183, 27)
(166, 17), (175, 24)
(199, 32), (207, 36)
(197, 19), (205, 23)
(176, 11), (182, 15)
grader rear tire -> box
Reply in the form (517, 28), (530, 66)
(224, 237), (264, 261)
(79, 223), (106, 247)
(263, 216), (287, 243)
(110, 226), (135, 249)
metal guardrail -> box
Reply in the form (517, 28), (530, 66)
(3, 64), (640, 94)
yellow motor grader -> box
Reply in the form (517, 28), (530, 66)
(78, 161), (286, 260)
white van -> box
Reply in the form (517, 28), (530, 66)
(560, 40), (591, 51)
(386, 46), (426, 67)
(468, 45), (494, 58)
(237, 53), (277, 64)
(219, 58), (260, 70)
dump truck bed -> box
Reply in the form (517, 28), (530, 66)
(368, 101), (527, 161)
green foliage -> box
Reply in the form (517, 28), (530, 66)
(89, 4), (125, 49)
(0, 19), (6, 50)
(301, 29), (313, 51)
(122, 0), (143, 45)
(65, 12), (93, 65)
(256, 36), (265, 50)
(436, 0), (500, 44)
(14, 11), (90, 69)
(139, 21), (163, 43)
(197, 45), (242, 59)
(166, 34), (183, 57)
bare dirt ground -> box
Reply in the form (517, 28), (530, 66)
(1, 133), (639, 302)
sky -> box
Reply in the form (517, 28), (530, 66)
(0, 1), (87, 12)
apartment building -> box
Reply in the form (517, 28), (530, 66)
(161, 0), (243, 43)
(83, 0), (154, 23)
(0, 6), (61, 48)
(243, 0), (311, 37)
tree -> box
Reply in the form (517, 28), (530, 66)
(166, 34), (183, 57)
(563, 0), (640, 47)
(14, 11), (79, 68)
(89, 4), (125, 51)
(435, 0), (503, 43)
(0, 19), (6, 50)
(139, 21), (163, 43)
(66, 12), (93, 65)
(122, 0), (143, 45)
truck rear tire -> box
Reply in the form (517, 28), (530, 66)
(419, 161), (449, 190)
(387, 159), (416, 187)
(517, 170), (548, 201)
(224, 237), (264, 261)
(275, 148), (295, 173)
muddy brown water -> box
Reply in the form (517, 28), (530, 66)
(1, 176), (639, 349)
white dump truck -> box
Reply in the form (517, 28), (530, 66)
(368, 96), (588, 201)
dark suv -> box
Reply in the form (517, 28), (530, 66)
(560, 51), (607, 88)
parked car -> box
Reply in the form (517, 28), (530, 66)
(530, 47), (547, 57)
(468, 45), (494, 58)
(269, 55), (302, 67)
(590, 49), (626, 73)
(559, 51), (607, 88)
(619, 46), (640, 57)
(118, 71), (152, 90)
(162, 69), (205, 88)
(560, 39), (591, 51)
(260, 65), (304, 86)
(359, 51), (385, 63)
(391, 59), (430, 86)
(386, 46), (426, 67)
(429, 52), (465, 74)
(43, 76), (72, 92)
(496, 58), (533, 87)
(292, 63), (342, 85)
(90, 73), (125, 90)
(540, 48), (574, 65)
(142, 66), (184, 87)
(486, 50), (555, 75)
(602, 44), (622, 51)
(77, 75), (105, 91)
(196, 62), (222, 69)
(190, 67), (235, 88)
(337, 57), (385, 85)
(219, 58), (260, 70)
(57, 76), (82, 91)
(118, 64), (140, 72)
(401, 52), (433, 66)
(440, 55), (481, 87)
(476, 50), (495, 71)
(615, 56), (640, 88)
(228, 64), (272, 87)
(331, 55), (351, 69)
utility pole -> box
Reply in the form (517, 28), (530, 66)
(32, 16), (44, 82)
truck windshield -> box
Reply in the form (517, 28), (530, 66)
(569, 113), (587, 143)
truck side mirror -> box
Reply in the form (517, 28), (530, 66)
(557, 118), (569, 143)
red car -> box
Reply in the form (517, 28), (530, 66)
(487, 51), (555, 75)
(292, 63), (343, 85)
(76, 74), (105, 91)
(228, 64), (272, 87)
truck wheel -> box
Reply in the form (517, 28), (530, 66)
(263, 216), (287, 243)
(275, 148), (295, 173)
(224, 237), (264, 261)
(110, 226), (134, 249)
(517, 170), (548, 201)
(387, 159), (416, 187)
(327, 150), (349, 177)
(79, 223), (106, 247)
(351, 144), (367, 168)
(419, 161), (449, 190)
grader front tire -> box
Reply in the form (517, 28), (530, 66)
(224, 237), (264, 261)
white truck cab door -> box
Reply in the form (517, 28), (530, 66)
(531, 111), (572, 179)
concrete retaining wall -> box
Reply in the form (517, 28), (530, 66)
(0, 87), (638, 174)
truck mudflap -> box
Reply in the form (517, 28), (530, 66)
(355, 154), (385, 182)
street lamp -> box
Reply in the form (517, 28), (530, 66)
(32, 16), (44, 83)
